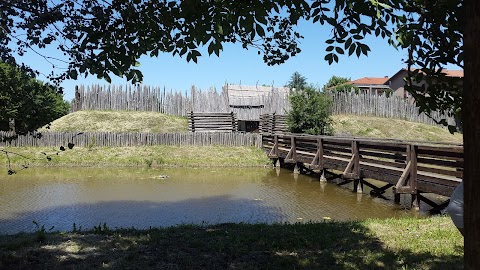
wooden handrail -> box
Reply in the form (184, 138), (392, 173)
(262, 133), (463, 197)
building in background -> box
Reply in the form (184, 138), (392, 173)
(388, 68), (464, 98)
(348, 76), (391, 95)
(346, 68), (463, 98)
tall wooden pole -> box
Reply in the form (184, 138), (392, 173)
(464, 0), (480, 268)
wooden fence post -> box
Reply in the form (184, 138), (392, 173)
(353, 140), (363, 193)
(410, 144), (419, 210)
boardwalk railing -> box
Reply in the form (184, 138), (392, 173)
(189, 112), (238, 132)
(263, 133), (463, 209)
(0, 131), (262, 148)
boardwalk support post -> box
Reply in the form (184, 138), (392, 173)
(268, 135), (279, 158)
(294, 163), (301, 174)
(310, 138), (324, 170)
(320, 170), (327, 182)
(354, 178), (363, 193)
(343, 140), (362, 193)
(275, 159), (281, 168)
(285, 136), (297, 164)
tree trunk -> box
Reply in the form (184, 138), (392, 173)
(464, 0), (480, 268)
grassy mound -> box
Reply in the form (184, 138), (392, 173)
(332, 114), (463, 143)
(44, 111), (188, 133)
(44, 111), (462, 143)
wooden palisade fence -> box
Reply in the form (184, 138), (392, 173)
(259, 113), (288, 134)
(72, 84), (290, 120)
(189, 112), (238, 132)
(72, 84), (456, 127)
(0, 131), (262, 148)
(263, 133), (463, 210)
(331, 92), (456, 126)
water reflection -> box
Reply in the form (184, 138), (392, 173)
(0, 167), (417, 234)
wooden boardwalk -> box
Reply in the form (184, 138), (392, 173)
(262, 133), (463, 211)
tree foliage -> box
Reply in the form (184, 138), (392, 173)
(1, 1), (461, 126)
(287, 83), (333, 135)
(0, 62), (70, 133)
(323, 75), (359, 93)
(285, 71), (308, 90)
(0, 1), (401, 83)
(1, 0), (309, 84)
(370, 0), (463, 131)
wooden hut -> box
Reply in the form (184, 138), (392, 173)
(223, 84), (290, 132)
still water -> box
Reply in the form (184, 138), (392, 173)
(0, 167), (417, 234)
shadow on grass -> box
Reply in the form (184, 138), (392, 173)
(0, 197), (463, 270)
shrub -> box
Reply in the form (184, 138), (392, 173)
(287, 86), (333, 135)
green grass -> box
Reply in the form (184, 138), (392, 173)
(43, 110), (188, 133)
(332, 114), (463, 143)
(0, 216), (463, 269)
(44, 111), (461, 144)
(1, 145), (271, 168)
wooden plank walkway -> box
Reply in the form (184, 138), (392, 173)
(262, 133), (463, 211)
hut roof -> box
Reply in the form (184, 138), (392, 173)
(224, 84), (290, 107)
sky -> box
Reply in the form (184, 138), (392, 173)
(18, 19), (452, 102)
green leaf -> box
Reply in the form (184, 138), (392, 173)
(256, 24), (265, 37)
(68, 70), (78, 80)
(348, 43), (356, 56)
(208, 41), (215, 55)
(335, 47), (344, 54)
(377, 2), (392, 9)
(345, 37), (352, 49)
(215, 24), (223, 35)
(356, 46), (361, 57)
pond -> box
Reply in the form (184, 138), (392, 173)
(0, 167), (418, 234)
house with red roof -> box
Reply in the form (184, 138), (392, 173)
(348, 76), (392, 95)
(346, 68), (463, 98)
(388, 68), (463, 98)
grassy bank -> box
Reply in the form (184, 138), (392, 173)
(0, 216), (463, 269)
(1, 145), (271, 168)
(332, 114), (463, 143)
(45, 111), (462, 143)
(43, 111), (188, 133)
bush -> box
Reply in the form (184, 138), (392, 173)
(287, 86), (333, 135)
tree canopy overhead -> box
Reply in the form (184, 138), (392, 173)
(1, 1), (462, 124)
(1, 0), (403, 83)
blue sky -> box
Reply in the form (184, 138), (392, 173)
(19, 19), (448, 101)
